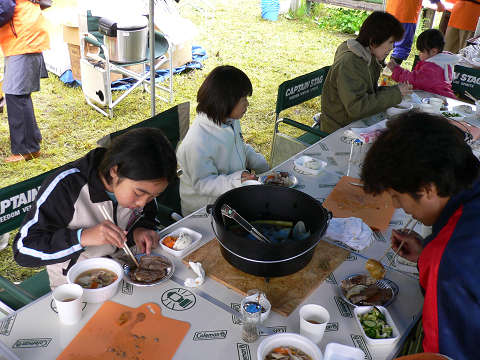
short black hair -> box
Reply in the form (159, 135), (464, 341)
(416, 29), (445, 53)
(361, 111), (480, 198)
(196, 65), (253, 125)
(99, 127), (177, 184)
(356, 11), (404, 48)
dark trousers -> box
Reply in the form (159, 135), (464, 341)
(5, 94), (42, 154)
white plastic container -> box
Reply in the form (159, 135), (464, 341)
(353, 306), (399, 346)
(66, 258), (123, 303)
(257, 333), (323, 360)
(294, 155), (327, 175)
(324, 343), (364, 360)
(159, 227), (202, 257)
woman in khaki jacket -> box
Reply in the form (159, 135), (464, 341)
(319, 12), (411, 134)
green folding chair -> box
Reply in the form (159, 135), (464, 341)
(270, 66), (330, 167)
(0, 170), (58, 312)
(98, 102), (190, 227)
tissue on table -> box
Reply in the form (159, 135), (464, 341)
(347, 120), (388, 144)
(184, 261), (205, 288)
(323, 217), (373, 251)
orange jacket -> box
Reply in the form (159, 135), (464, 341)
(0, 0), (50, 57)
(387, 0), (423, 23)
(448, 0), (480, 31)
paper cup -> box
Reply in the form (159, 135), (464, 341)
(53, 284), (83, 325)
(299, 304), (330, 344)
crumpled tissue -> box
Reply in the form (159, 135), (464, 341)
(184, 261), (205, 288)
(323, 217), (373, 251)
(346, 119), (388, 144)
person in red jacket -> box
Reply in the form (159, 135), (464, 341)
(445, 0), (480, 53)
(387, 29), (458, 98)
(361, 111), (480, 360)
(0, 0), (50, 162)
(386, 0), (445, 64)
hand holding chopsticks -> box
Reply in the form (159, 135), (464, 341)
(390, 218), (422, 265)
(99, 206), (139, 267)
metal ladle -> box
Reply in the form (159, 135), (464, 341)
(220, 204), (272, 245)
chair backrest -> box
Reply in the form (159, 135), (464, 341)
(275, 66), (330, 120)
(97, 102), (190, 225)
(452, 65), (480, 101)
(0, 168), (58, 236)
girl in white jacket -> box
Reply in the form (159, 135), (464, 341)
(177, 65), (270, 215)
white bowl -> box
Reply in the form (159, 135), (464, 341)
(257, 333), (323, 360)
(66, 257), (123, 303)
(353, 306), (399, 346)
(159, 227), (202, 257)
(294, 155), (327, 175)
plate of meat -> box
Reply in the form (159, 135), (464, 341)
(339, 273), (398, 307)
(121, 253), (175, 287)
(259, 171), (298, 188)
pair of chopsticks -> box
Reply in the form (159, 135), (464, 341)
(465, 91), (478, 103)
(388, 218), (419, 266)
(99, 206), (140, 267)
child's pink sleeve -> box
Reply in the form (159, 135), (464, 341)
(391, 64), (433, 89)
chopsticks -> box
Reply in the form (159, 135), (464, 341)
(99, 206), (140, 267)
(388, 218), (419, 266)
(465, 91), (478, 103)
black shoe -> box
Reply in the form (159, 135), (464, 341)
(0, 96), (4, 114)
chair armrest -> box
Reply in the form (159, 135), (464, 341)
(0, 275), (36, 308)
(83, 34), (103, 48)
(280, 118), (329, 138)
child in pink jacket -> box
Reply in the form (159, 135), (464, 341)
(387, 29), (459, 98)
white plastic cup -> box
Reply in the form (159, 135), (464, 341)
(429, 98), (443, 113)
(52, 284), (83, 325)
(299, 304), (330, 344)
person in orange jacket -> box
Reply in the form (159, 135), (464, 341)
(0, 0), (50, 163)
(445, 0), (480, 53)
(387, 0), (445, 64)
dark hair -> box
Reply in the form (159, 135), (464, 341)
(360, 111), (480, 199)
(99, 127), (177, 184)
(356, 11), (404, 48)
(416, 29), (445, 53)
(196, 65), (253, 125)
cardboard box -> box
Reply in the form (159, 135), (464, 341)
(158, 41), (192, 69)
(63, 24), (80, 46)
(67, 44), (124, 82)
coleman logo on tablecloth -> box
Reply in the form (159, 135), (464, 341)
(350, 334), (372, 360)
(237, 343), (251, 360)
(346, 254), (357, 261)
(325, 273), (337, 284)
(259, 326), (286, 336)
(326, 322), (339, 332)
(193, 330), (228, 341)
(13, 338), (51, 348)
(121, 281), (133, 295)
(161, 288), (196, 311)
(0, 314), (15, 336)
(334, 296), (353, 318)
(231, 303), (242, 324)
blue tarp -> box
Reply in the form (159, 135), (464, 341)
(59, 45), (207, 89)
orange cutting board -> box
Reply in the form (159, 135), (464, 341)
(57, 301), (190, 360)
(323, 176), (394, 231)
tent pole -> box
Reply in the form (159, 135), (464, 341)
(149, 0), (155, 117)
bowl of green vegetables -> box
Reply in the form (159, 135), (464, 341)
(353, 306), (399, 345)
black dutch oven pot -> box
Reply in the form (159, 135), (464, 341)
(207, 185), (331, 277)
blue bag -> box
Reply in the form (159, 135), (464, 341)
(0, 0), (16, 27)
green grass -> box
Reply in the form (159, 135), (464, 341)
(0, 0), (421, 282)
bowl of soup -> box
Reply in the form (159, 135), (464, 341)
(257, 333), (323, 360)
(66, 258), (123, 303)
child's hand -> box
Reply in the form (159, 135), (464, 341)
(387, 60), (397, 71)
(81, 220), (127, 248)
(398, 83), (412, 96)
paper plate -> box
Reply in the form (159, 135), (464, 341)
(293, 155), (327, 175)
